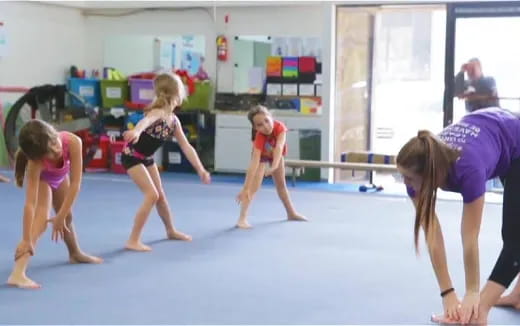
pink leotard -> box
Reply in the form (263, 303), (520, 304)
(40, 132), (71, 189)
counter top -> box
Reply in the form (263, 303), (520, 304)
(213, 110), (322, 118)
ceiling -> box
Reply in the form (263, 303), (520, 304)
(38, 0), (459, 10)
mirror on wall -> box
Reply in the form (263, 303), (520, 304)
(232, 35), (272, 94)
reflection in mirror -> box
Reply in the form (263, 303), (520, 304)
(233, 36), (272, 94)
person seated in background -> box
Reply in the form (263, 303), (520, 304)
(454, 58), (500, 113)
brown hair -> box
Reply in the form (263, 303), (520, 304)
(247, 105), (271, 141)
(144, 73), (187, 115)
(15, 120), (59, 187)
(396, 130), (460, 250)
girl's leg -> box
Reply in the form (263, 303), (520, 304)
(52, 177), (102, 264)
(126, 164), (160, 251)
(495, 274), (520, 308)
(7, 181), (51, 289)
(272, 159), (307, 221)
(468, 158), (520, 323)
(146, 163), (191, 241)
(237, 163), (266, 229)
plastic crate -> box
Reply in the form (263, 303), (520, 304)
(110, 140), (126, 174)
(100, 80), (129, 108)
(162, 140), (193, 172)
(68, 78), (101, 108)
(129, 78), (155, 105)
(181, 81), (212, 111)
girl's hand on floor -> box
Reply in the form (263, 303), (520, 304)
(48, 215), (70, 242)
(442, 291), (462, 322)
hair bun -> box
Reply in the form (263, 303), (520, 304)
(417, 130), (430, 139)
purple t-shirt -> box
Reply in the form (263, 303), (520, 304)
(407, 108), (520, 203)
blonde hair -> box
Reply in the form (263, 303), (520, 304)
(15, 120), (59, 187)
(397, 130), (460, 251)
(144, 73), (187, 115)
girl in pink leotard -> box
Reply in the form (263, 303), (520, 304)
(7, 119), (102, 289)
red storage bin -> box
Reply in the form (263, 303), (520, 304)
(110, 140), (126, 174)
(76, 132), (110, 171)
(87, 135), (110, 169)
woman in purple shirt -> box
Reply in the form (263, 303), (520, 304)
(397, 107), (520, 324)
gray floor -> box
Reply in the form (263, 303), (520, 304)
(0, 173), (519, 324)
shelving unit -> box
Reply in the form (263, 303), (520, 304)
(100, 106), (215, 171)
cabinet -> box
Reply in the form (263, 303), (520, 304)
(214, 112), (321, 174)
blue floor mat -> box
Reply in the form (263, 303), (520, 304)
(0, 172), (517, 324)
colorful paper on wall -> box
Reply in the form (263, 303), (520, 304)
(300, 97), (322, 115)
(248, 67), (265, 93)
(282, 57), (298, 79)
(299, 56), (316, 73)
(181, 50), (201, 76)
(266, 83), (282, 95)
(266, 56), (282, 77)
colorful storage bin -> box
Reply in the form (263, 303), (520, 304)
(110, 140), (126, 174)
(68, 78), (101, 108)
(181, 81), (213, 111)
(162, 140), (193, 172)
(86, 135), (110, 169)
(129, 78), (155, 105)
(100, 80), (129, 108)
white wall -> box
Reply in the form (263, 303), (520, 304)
(0, 3), (334, 178)
(84, 5), (324, 92)
(321, 3), (335, 181)
(0, 1), (85, 102)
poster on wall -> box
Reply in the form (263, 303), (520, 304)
(302, 37), (322, 62)
(0, 22), (8, 58)
(156, 35), (205, 76)
(271, 37), (322, 61)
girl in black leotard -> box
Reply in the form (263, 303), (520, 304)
(121, 73), (211, 252)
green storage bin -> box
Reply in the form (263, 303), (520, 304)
(299, 130), (321, 181)
(182, 81), (213, 111)
(100, 80), (129, 108)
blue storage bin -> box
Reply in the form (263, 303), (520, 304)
(68, 78), (101, 108)
(162, 140), (193, 172)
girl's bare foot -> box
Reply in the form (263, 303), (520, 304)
(496, 293), (520, 309)
(236, 220), (252, 229)
(288, 213), (308, 221)
(70, 252), (103, 264)
(7, 274), (41, 289)
(125, 241), (152, 252)
(469, 309), (489, 325)
(167, 230), (192, 241)
(0, 175), (10, 183)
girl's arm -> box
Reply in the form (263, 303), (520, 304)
(427, 215), (455, 296)
(412, 198), (460, 320)
(173, 117), (208, 177)
(269, 131), (286, 171)
(461, 196), (484, 294)
(458, 195), (485, 323)
(55, 133), (83, 219)
(22, 160), (42, 242)
(243, 147), (262, 192)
